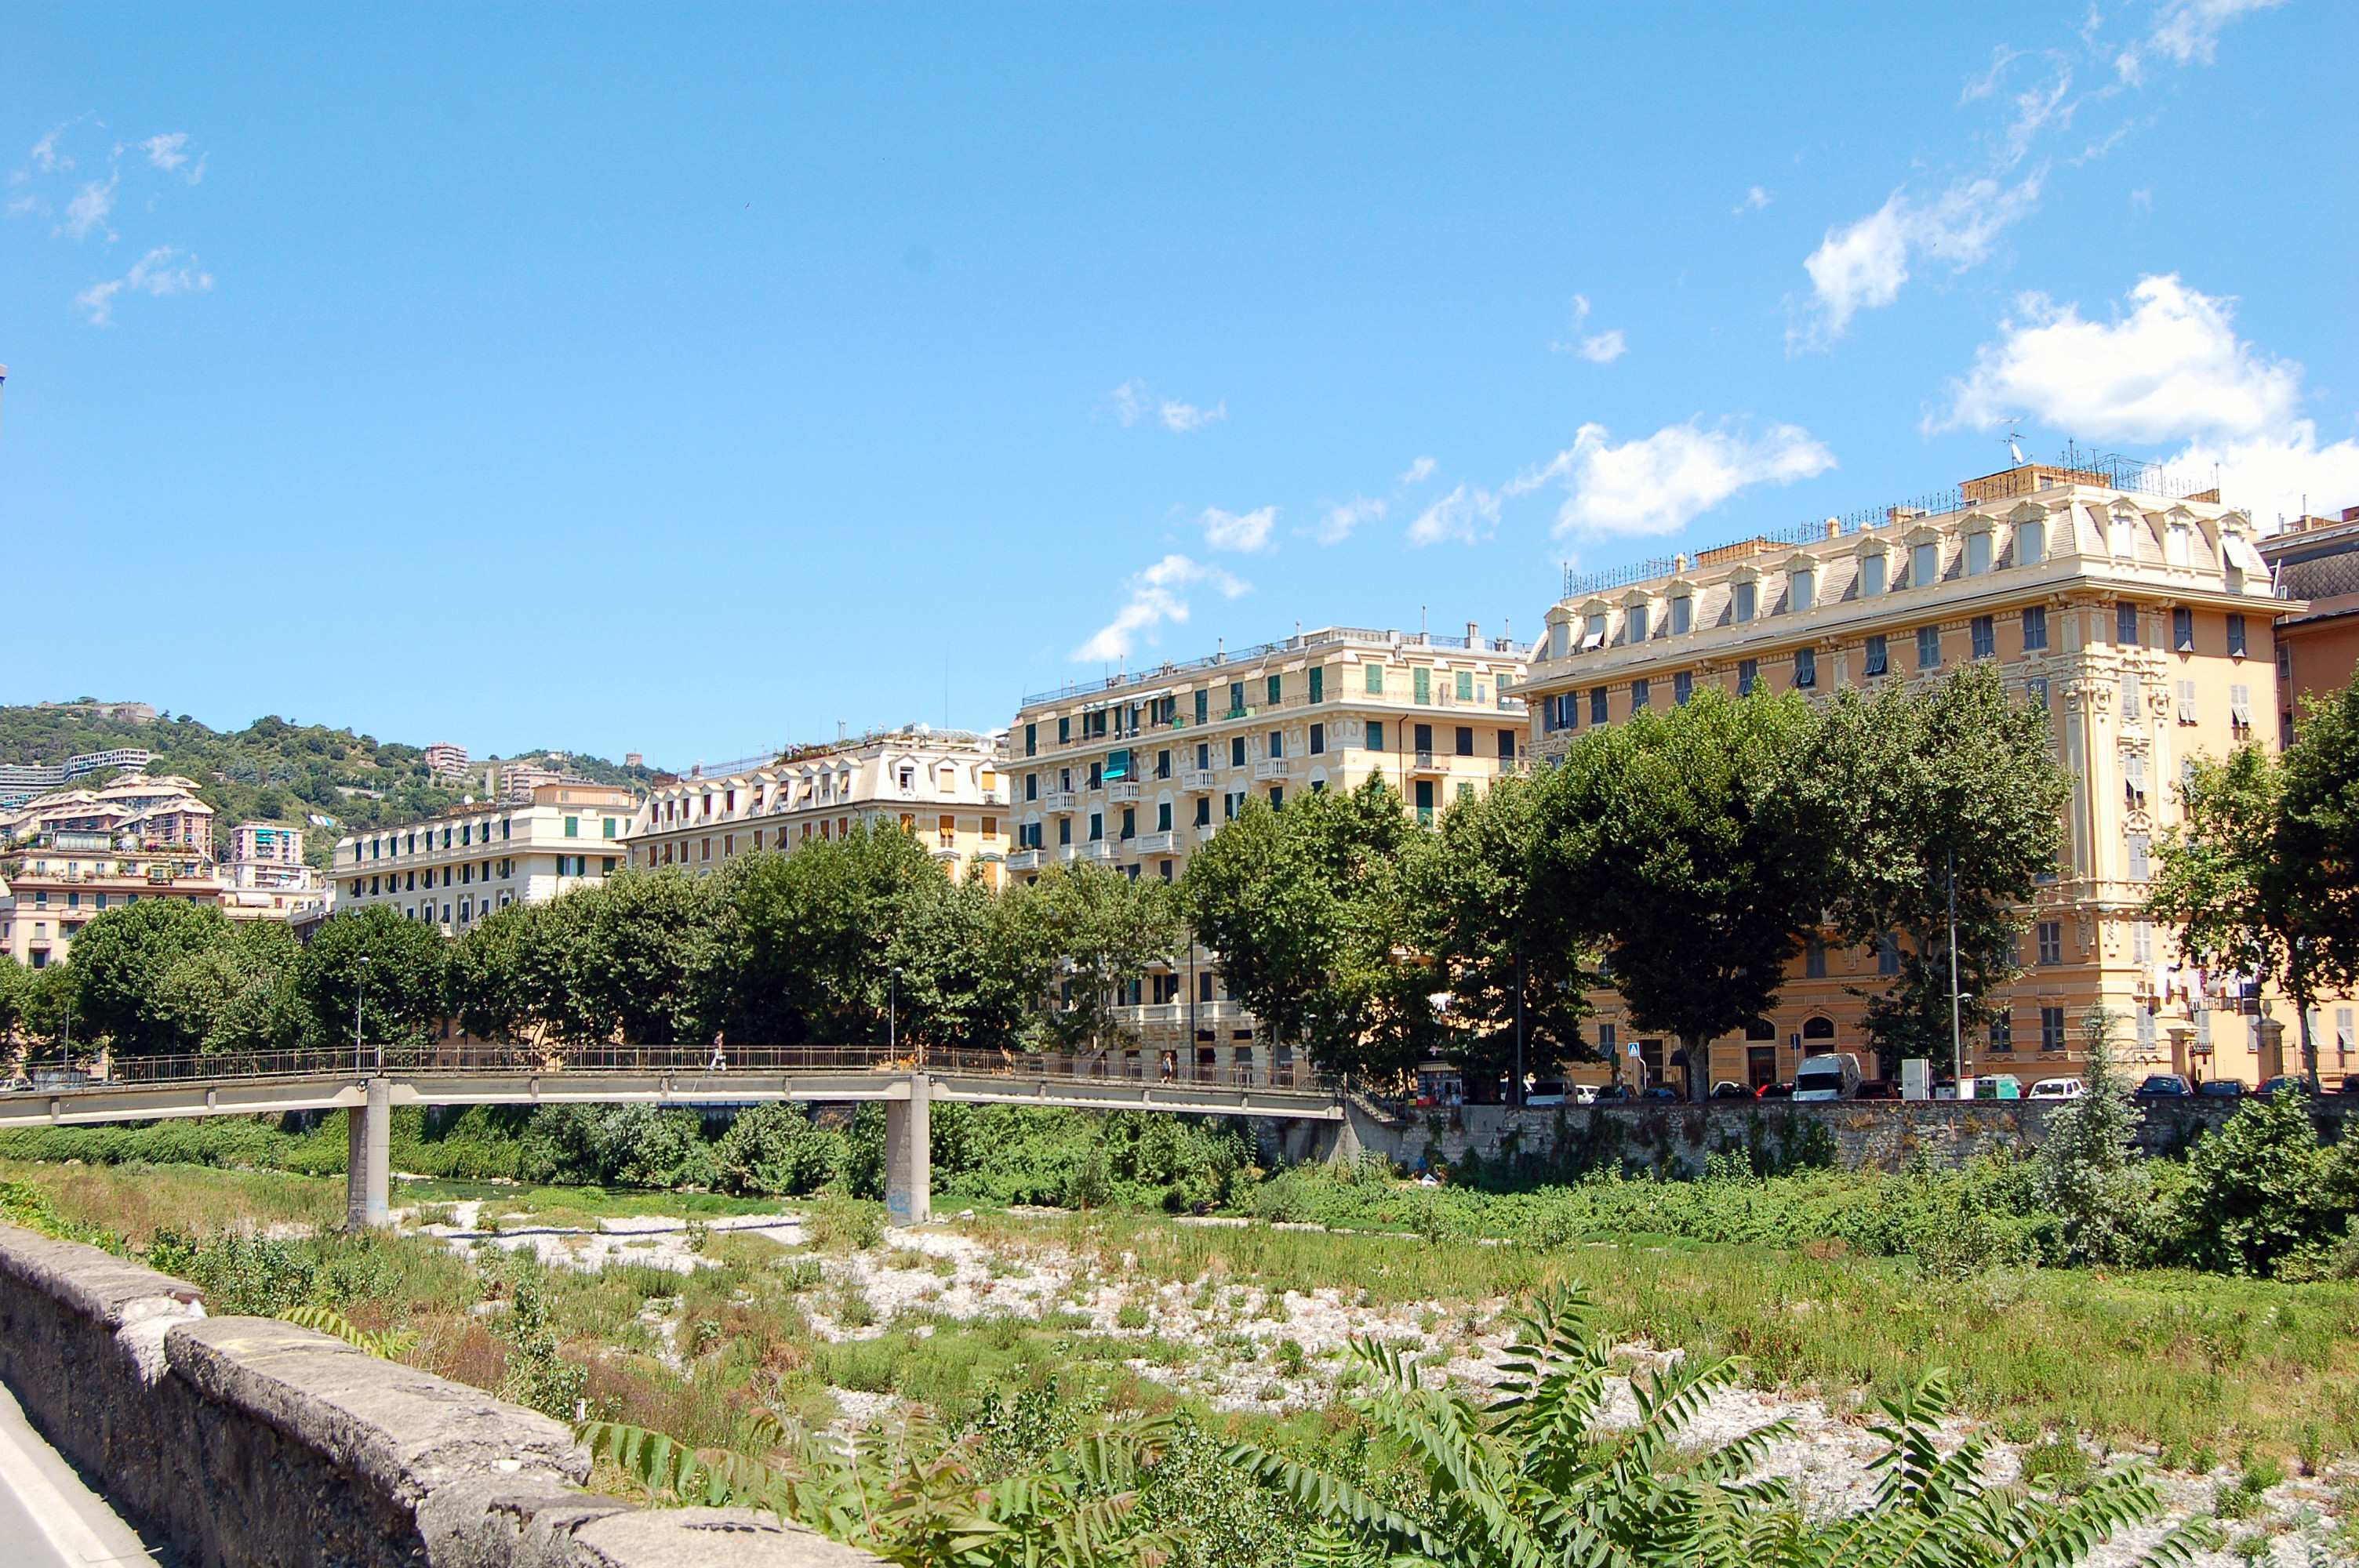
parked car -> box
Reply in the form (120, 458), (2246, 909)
(1571, 1083), (1601, 1105)
(2196, 1078), (2245, 1100)
(2257, 1075), (2310, 1097)
(2028, 1077), (2086, 1100)
(1710, 1080), (1752, 1100)
(1593, 1083), (1633, 1101)
(1524, 1079), (1569, 1107)
(1757, 1080), (1794, 1099)
(2134, 1073), (2193, 1098)
(2336, 1075), (2359, 1096)
(1793, 1052), (1864, 1102)
(1852, 1080), (1899, 1101)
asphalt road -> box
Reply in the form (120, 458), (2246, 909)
(0, 1377), (158, 1568)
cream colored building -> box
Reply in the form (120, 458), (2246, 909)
(624, 728), (1010, 888)
(332, 781), (639, 931)
(1519, 463), (2319, 1092)
(1010, 624), (1529, 1078)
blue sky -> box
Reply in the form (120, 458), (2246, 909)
(3, 2), (2353, 768)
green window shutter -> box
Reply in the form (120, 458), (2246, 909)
(1267, 674), (1282, 706)
(564, 816), (579, 837)
(1365, 662), (1383, 695)
(1412, 667), (1431, 703)
(1309, 666), (1325, 703)
(1456, 670), (1474, 701)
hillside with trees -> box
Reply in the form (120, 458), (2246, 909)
(0, 700), (659, 867)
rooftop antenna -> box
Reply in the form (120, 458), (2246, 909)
(2001, 418), (2026, 466)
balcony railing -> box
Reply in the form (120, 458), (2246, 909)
(1181, 769), (1217, 792)
(1134, 829), (1178, 854)
(1054, 843), (1081, 863)
(1041, 791), (1077, 812)
(1104, 781), (1143, 803)
(1411, 750), (1445, 771)
(1251, 759), (1292, 780)
(1081, 840), (1118, 862)
(1005, 848), (1043, 872)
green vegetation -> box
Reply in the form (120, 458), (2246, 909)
(0, 702), (656, 868)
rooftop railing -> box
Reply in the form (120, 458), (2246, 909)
(1022, 629), (1533, 708)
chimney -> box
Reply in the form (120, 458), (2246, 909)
(1466, 621), (1478, 646)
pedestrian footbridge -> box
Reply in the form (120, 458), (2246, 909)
(0, 1044), (1344, 1230)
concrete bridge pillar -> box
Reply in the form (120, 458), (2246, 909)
(884, 1073), (931, 1228)
(345, 1077), (392, 1232)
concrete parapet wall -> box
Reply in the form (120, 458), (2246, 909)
(1355, 1096), (2350, 1178)
(0, 1221), (880, 1568)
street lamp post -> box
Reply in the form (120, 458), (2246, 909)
(1946, 850), (1964, 1086)
(889, 967), (901, 1058)
(357, 953), (373, 1076)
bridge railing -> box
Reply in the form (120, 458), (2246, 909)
(34, 1044), (1339, 1098)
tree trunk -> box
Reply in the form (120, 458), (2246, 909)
(1683, 1033), (1708, 1102)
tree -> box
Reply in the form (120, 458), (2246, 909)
(1410, 774), (1594, 1096)
(2172, 1090), (2343, 1277)
(1009, 863), (1185, 1055)
(16, 962), (80, 1062)
(1533, 688), (1825, 1098)
(0, 955), (24, 1049)
(2268, 676), (2359, 1078)
(716, 827), (936, 1044)
(294, 906), (449, 1056)
(2031, 1007), (2151, 1265)
(1185, 779), (1437, 1079)
(150, 920), (307, 1054)
(1808, 665), (2072, 1076)
(67, 899), (237, 1055)
(572, 869), (725, 1045)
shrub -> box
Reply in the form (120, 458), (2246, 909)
(713, 1104), (844, 1196)
(2033, 1009), (2155, 1266)
(2172, 1091), (2341, 1276)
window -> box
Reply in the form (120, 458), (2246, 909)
(1737, 659), (1757, 696)
(2121, 670), (2142, 714)
(1194, 797), (1210, 826)
(1805, 941), (1826, 978)
(2117, 601), (2139, 645)
(2136, 1008), (2157, 1053)
(1457, 670), (1478, 702)
(1195, 742), (1209, 770)
(1966, 531), (1991, 575)
(2123, 755), (2147, 810)
(1414, 723), (1434, 757)
(1877, 935), (1900, 975)
(1584, 612), (1608, 648)
(1790, 569), (1814, 613)
(1089, 811), (1103, 841)
(1498, 728), (1517, 762)
(1860, 553), (1887, 597)
(2128, 833), (2150, 880)
(2022, 605), (2048, 652)
(1415, 779), (1434, 826)
(2041, 1007), (2067, 1053)
(1260, 731), (1279, 761)
(2132, 919), (2154, 963)
(2176, 680), (2197, 724)
(564, 816), (579, 837)
(603, 818), (618, 839)
(1863, 634), (1888, 677)
(1060, 818), (1072, 845)
(1971, 615), (1994, 659)
(1627, 604), (1649, 642)
(1455, 725), (1475, 755)
(1120, 808), (1135, 840)
(1911, 541), (1938, 586)
(2226, 613), (2248, 658)
(1794, 648), (1816, 688)
(1089, 760), (1103, 789)
(1621, 679), (1645, 713)
(1230, 736), (1247, 767)
(2026, 676), (2050, 712)
(1309, 666), (1325, 703)
(1917, 625), (1941, 670)
(1024, 722), (1037, 757)
(1590, 688), (1608, 726)
(1733, 581), (1757, 622)
(1267, 674), (1283, 706)
(1156, 801), (1171, 833)
(1988, 1013), (2013, 1053)
(2230, 684), (2253, 739)
(1413, 667), (1431, 703)
(1309, 724), (1325, 755)
(2110, 511), (2137, 557)
(1671, 594), (1693, 633)
(1674, 670), (1694, 705)
(2172, 605), (2194, 652)
(2016, 519), (2043, 566)
(2037, 921), (2063, 966)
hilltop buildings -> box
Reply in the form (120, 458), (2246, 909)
(1518, 462), (2316, 1094)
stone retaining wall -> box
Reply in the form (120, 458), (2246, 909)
(0, 1221), (880, 1568)
(1351, 1096), (2350, 1178)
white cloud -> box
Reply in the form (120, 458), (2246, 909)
(27, 122), (74, 175)
(2168, 426), (2359, 531)
(1201, 505), (1276, 554)
(58, 176), (117, 240)
(1398, 456), (1436, 485)
(1110, 379), (1224, 432)
(1794, 172), (2045, 347)
(1314, 496), (1387, 546)
(142, 132), (187, 171)
(76, 245), (213, 325)
(2117, 0), (2282, 83)
(1406, 485), (1501, 547)
(1575, 329), (1627, 364)
(1510, 421), (1835, 540)
(1073, 554), (1249, 662)
(1735, 186), (1772, 213)
(1941, 274), (2303, 443)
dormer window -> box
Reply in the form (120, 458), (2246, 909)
(1790, 568), (1815, 614)
(2109, 508), (2140, 559)
(2015, 518), (2045, 567)
(1965, 530), (1992, 575)
(1732, 581), (1757, 623)
(1583, 612), (1608, 651)
(2166, 522), (2193, 568)
(1859, 551), (1888, 597)
(1627, 603), (1649, 642)
(1670, 593), (1693, 634)
(1910, 541), (1939, 587)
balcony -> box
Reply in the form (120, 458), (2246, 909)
(1041, 790), (1078, 812)
(1081, 840), (1118, 863)
(1181, 769), (1217, 792)
(1135, 829), (1178, 854)
(1105, 780), (1143, 803)
(1054, 843), (1081, 864)
(1409, 750), (1447, 772)
(1005, 848), (1043, 872)
(1252, 758), (1292, 780)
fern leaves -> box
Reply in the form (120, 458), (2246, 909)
(277, 1303), (417, 1360)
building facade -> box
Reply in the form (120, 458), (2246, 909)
(1518, 464), (2319, 1092)
(2259, 505), (2359, 750)
(331, 781), (638, 931)
(219, 822), (327, 924)
(0, 775), (226, 967)
(0, 749), (158, 808)
(624, 728), (1009, 888)
(1009, 624), (1529, 1079)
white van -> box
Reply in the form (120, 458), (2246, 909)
(2027, 1077), (2085, 1100)
(1791, 1053), (1863, 1102)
